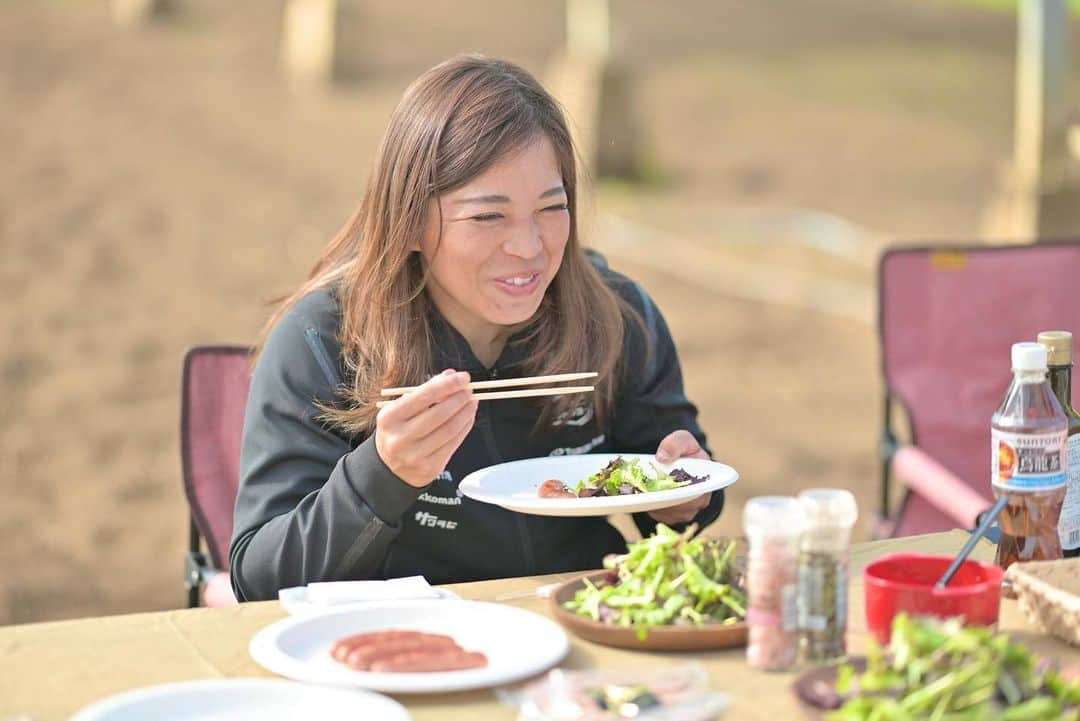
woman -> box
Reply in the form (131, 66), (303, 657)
(229, 54), (723, 601)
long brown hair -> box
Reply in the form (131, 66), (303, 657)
(257, 54), (640, 435)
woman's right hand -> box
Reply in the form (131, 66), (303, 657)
(375, 369), (479, 488)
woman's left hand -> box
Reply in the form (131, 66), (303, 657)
(647, 429), (711, 525)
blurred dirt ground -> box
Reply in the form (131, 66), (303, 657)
(4, 0), (1080, 625)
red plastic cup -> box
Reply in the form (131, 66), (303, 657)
(863, 553), (1003, 645)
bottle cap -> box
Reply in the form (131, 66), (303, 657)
(1037, 330), (1073, 366)
(798, 488), (858, 529)
(1012, 342), (1048, 372)
(743, 496), (804, 537)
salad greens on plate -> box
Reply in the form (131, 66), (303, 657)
(822, 614), (1080, 721)
(572, 456), (709, 497)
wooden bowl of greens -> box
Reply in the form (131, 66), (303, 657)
(549, 524), (748, 651)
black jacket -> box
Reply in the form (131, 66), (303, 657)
(229, 264), (723, 601)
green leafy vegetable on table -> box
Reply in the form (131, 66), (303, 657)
(562, 523), (747, 640)
(827, 614), (1080, 721)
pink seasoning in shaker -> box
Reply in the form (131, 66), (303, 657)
(743, 496), (805, 671)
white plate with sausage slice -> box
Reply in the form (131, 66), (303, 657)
(69, 679), (410, 721)
(249, 600), (570, 694)
(458, 453), (738, 517)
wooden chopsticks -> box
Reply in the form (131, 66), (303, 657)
(376, 372), (597, 408)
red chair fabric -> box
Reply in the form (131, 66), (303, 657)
(879, 241), (1080, 537)
(180, 345), (251, 606)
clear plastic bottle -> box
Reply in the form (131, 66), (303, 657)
(743, 496), (804, 671)
(796, 489), (858, 665)
(991, 342), (1068, 570)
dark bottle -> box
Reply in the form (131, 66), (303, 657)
(1037, 331), (1080, 557)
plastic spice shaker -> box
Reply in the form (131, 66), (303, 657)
(796, 488), (858, 665)
(743, 496), (805, 671)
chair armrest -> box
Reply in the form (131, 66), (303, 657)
(891, 445), (992, 529)
(185, 550), (238, 607)
(185, 550), (216, 590)
(203, 571), (238, 607)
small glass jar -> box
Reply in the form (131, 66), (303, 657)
(743, 496), (805, 671)
(796, 488), (858, 665)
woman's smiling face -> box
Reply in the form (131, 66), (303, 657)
(416, 135), (570, 350)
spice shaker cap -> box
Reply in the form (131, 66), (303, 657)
(798, 488), (858, 529)
(743, 496), (805, 536)
(1037, 330), (1073, 366)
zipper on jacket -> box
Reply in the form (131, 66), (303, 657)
(477, 366), (536, 576)
(304, 326), (343, 387)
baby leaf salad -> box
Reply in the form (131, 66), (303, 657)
(563, 524), (746, 639)
(574, 456), (709, 497)
(826, 614), (1080, 721)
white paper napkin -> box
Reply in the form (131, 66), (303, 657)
(277, 575), (445, 615)
(306, 575), (441, 604)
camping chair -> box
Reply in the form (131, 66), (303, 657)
(878, 240), (1080, 538)
(180, 345), (252, 607)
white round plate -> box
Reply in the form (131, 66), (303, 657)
(69, 678), (410, 721)
(249, 600), (570, 694)
(458, 453), (738, 517)
(278, 586), (460, 616)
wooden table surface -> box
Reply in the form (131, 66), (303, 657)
(1, 531), (1076, 720)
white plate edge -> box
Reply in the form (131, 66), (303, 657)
(68, 678), (411, 721)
